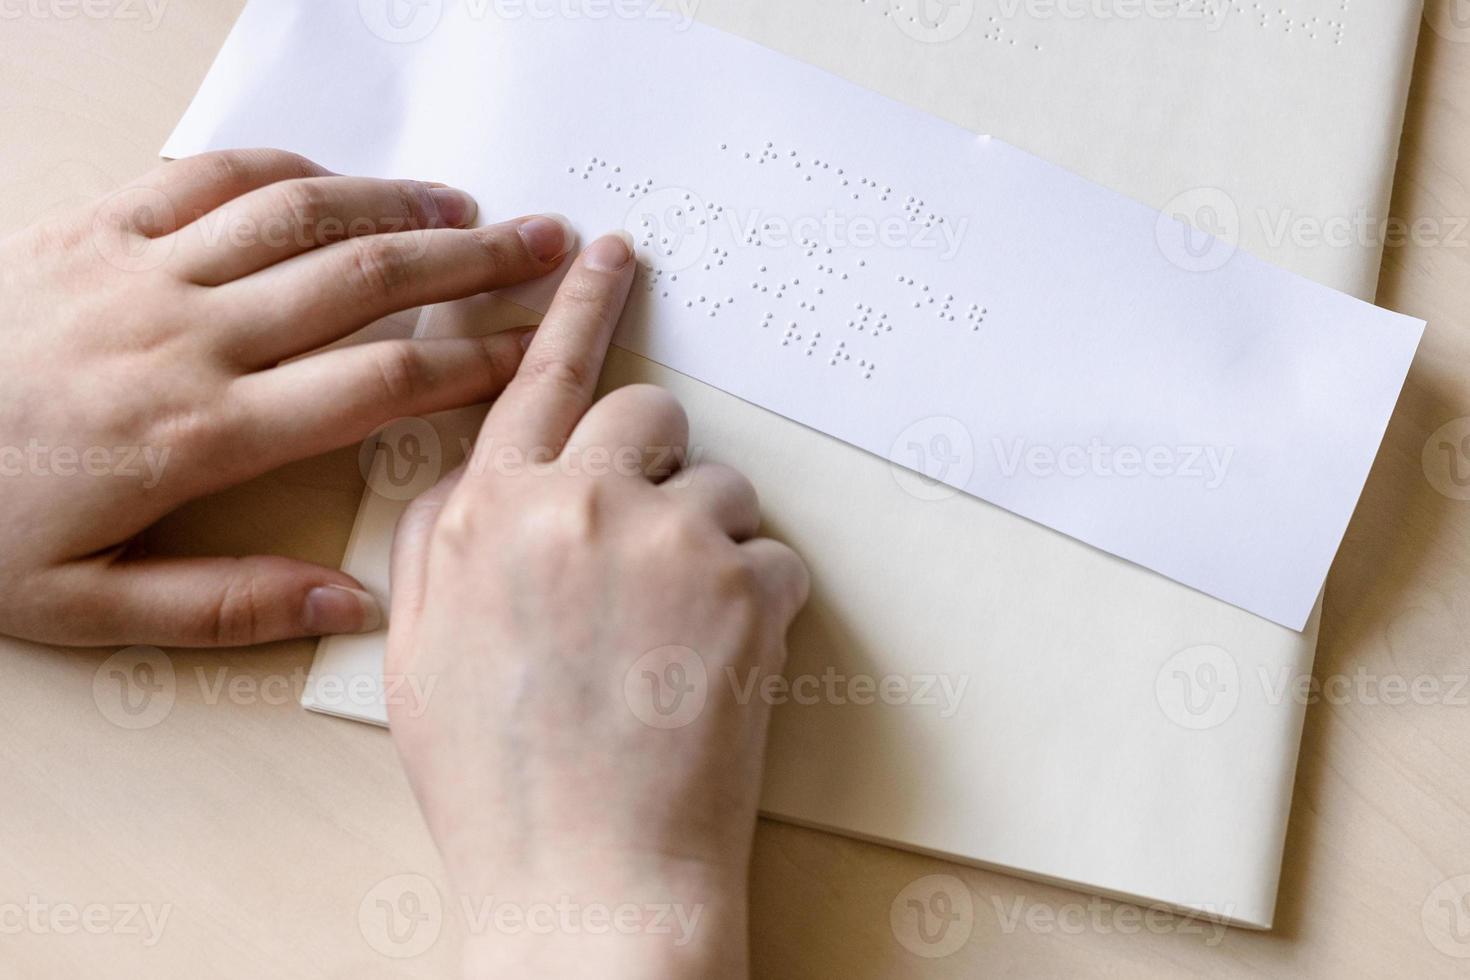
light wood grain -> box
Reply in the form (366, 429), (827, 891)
(1, 3), (1467, 978)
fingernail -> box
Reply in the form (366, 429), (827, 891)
(583, 230), (635, 272)
(518, 213), (576, 263)
(304, 585), (383, 635)
(428, 187), (477, 228)
(517, 326), (538, 350)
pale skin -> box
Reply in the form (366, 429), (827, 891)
(0, 149), (810, 977)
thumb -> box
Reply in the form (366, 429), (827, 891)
(40, 555), (382, 648)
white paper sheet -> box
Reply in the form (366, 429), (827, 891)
(163, 0), (1423, 629)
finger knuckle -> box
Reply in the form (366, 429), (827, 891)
(258, 148), (320, 175)
(235, 149), (320, 185)
(276, 182), (335, 240)
(472, 226), (525, 269)
(144, 403), (219, 462)
(516, 356), (589, 401)
(391, 182), (433, 230)
(189, 149), (317, 195)
(429, 493), (482, 549)
(769, 543), (813, 607)
(713, 463), (758, 502)
(430, 494), (480, 552)
(192, 151), (250, 193)
(472, 334), (523, 390)
(206, 568), (263, 647)
(652, 508), (717, 559)
(490, 481), (604, 573)
(624, 383), (687, 428)
(559, 272), (611, 307)
(711, 556), (766, 650)
(715, 553), (764, 603)
(370, 343), (430, 405)
(345, 237), (414, 301)
(549, 480), (604, 544)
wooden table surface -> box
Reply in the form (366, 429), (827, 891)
(2, 3), (1467, 978)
